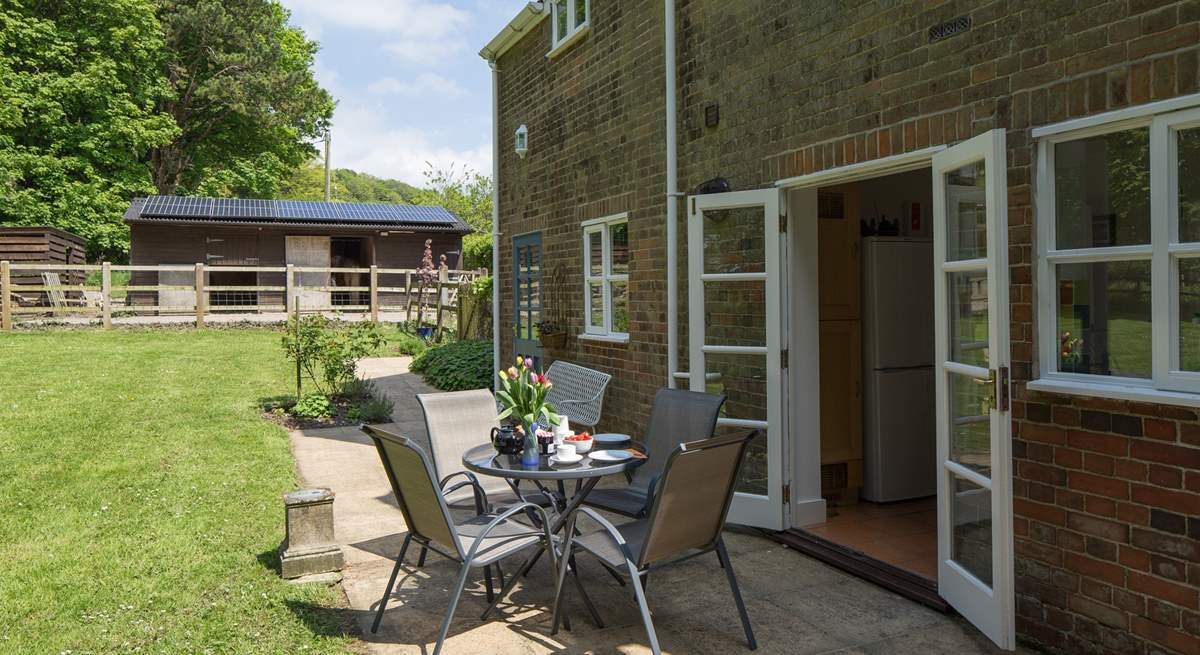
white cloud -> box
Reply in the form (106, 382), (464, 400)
(281, 0), (467, 37)
(368, 73), (467, 98)
(327, 101), (490, 184)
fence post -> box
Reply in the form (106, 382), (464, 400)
(1, 261), (10, 331)
(369, 265), (379, 323)
(101, 261), (112, 329)
(194, 263), (205, 328)
(285, 264), (295, 314)
(404, 272), (413, 323)
(434, 278), (446, 339)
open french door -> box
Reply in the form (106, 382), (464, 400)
(932, 129), (1015, 649)
(687, 189), (786, 530)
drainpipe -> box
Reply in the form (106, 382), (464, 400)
(490, 59), (502, 391)
(664, 0), (680, 389)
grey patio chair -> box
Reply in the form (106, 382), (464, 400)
(362, 425), (557, 655)
(551, 430), (760, 653)
(583, 388), (726, 518)
(544, 361), (612, 431)
(417, 389), (515, 509)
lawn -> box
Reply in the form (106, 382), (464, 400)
(0, 329), (358, 654)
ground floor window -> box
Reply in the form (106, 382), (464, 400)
(581, 213), (629, 339)
(1036, 95), (1200, 395)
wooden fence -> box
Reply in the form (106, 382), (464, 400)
(0, 260), (487, 331)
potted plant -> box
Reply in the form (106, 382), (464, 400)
(496, 356), (561, 465)
(537, 319), (567, 349)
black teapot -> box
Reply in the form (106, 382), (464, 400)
(491, 425), (523, 455)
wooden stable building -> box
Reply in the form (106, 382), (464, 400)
(124, 196), (471, 310)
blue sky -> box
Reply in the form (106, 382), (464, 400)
(278, 0), (530, 185)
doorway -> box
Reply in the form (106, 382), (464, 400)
(512, 231), (543, 368)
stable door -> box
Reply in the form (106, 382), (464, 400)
(687, 189), (786, 530)
(932, 129), (1015, 649)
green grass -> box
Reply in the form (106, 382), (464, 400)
(0, 329), (357, 654)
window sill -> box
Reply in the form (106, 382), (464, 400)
(546, 24), (590, 60)
(578, 332), (628, 344)
(1026, 377), (1200, 409)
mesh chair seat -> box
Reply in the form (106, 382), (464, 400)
(572, 520), (650, 569)
(454, 514), (545, 566)
(579, 487), (650, 518)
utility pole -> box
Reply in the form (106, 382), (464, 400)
(323, 129), (332, 202)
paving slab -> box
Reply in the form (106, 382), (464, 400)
(286, 356), (1034, 654)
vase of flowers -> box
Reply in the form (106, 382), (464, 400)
(496, 356), (560, 466)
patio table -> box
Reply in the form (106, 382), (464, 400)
(462, 440), (647, 628)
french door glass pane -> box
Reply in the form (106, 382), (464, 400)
(610, 222), (629, 275)
(945, 161), (987, 261)
(703, 208), (765, 274)
(704, 280), (766, 348)
(948, 270), (989, 367)
(1054, 128), (1150, 249)
(716, 423), (768, 496)
(949, 373), (991, 477)
(1179, 128), (1200, 243)
(587, 231), (602, 276)
(703, 352), (767, 422)
(1056, 261), (1152, 378)
(588, 282), (604, 328)
(610, 281), (629, 332)
(951, 474), (993, 587)
(1178, 258), (1200, 371)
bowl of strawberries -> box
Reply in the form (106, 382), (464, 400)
(563, 432), (594, 454)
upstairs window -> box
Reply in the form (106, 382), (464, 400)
(1035, 99), (1200, 396)
(582, 213), (629, 340)
(550, 0), (589, 55)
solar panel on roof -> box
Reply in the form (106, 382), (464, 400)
(137, 195), (463, 227)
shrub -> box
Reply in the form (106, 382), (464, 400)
(462, 232), (492, 271)
(281, 315), (387, 397)
(350, 396), (394, 423)
(290, 394), (332, 419)
(411, 340), (494, 391)
(394, 330), (429, 357)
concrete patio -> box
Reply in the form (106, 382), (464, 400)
(286, 357), (1029, 654)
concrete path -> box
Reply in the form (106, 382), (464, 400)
(287, 356), (1027, 654)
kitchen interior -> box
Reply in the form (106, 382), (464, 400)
(803, 168), (939, 581)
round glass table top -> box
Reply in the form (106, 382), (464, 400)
(462, 441), (647, 481)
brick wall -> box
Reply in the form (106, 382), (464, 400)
(494, 1), (1200, 652)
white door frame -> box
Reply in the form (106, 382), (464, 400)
(687, 188), (786, 530)
(932, 128), (1015, 650)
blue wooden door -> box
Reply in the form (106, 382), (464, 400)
(512, 232), (543, 369)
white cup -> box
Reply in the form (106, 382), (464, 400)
(556, 443), (577, 460)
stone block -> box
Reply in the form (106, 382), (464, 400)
(280, 488), (344, 579)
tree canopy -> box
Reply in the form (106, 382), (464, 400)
(278, 159), (422, 204)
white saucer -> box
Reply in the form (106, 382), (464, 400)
(549, 453), (583, 465)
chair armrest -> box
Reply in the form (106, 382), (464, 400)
(440, 471), (489, 514)
(462, 502), (555, 563)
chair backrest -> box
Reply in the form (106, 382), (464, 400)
(544, 361), (612, 429)
(637, 429), (757, 567)
(362, 425), (464, 560)
(631, 388), (726, 488)
(417, 389), (510, 503)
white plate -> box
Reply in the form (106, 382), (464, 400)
(592, 433), (631, 445)
(588, 449), (634, 462)
(549, 453), (583, 465)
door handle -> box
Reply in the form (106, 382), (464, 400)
(974, 370), (997, 415)
(973, 367), (1009, 414)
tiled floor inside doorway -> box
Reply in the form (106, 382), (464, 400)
(804, 496), (938, 579)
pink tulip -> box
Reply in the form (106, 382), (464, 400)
(543, 380), (553, 390)
(530, 373), (540, 384)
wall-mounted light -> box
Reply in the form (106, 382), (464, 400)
(515, 124), (529, 158)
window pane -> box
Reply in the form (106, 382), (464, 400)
(1054, 128), (1150, 249)
(610, 281), (629, 333)
(1179, 128), (1200, 243)
(610, 222), (629, 275)
(1057, 260), (1152, 378)
(575, 0), (587, 26)
(703, 207), (764, 274)
(948, 270), (989, 367)
(945, 161), (988, 261)
(951, 475), (993, 587)
(705, 280), (765, 348)
(555, 0), (568, 41)
(1179, 258), (1200, 371)
(949, 373), (991, 477)
(703, 352), (767, 422)
(588, 282), (604, 328)
(587, 230), (603, 276)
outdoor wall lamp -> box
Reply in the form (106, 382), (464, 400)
(515, 124), (529, 158)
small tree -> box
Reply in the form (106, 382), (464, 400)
(415, 239), (437, 327)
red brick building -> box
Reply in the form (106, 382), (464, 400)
(482, 2), (1200, 653)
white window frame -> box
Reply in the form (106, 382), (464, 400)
(548, 0), (590, 59)
(581, 213), (629, 341)
(1032, 93), (1200, 405)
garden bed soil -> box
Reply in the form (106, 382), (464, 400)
(261, 393), (378, 430)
